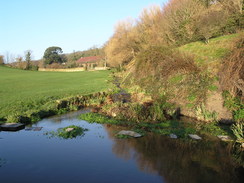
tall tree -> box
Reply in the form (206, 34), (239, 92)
(25, 50), (32, 70)
(43, 46), (65, 65)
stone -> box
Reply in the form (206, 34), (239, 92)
(0, 123), (25, 131)
(65, 128), (74, 132)
(117, 130), (142, 138)
(188, 134), (202, 140)
(217, 135), (232, 141)
(25, 127), (34, 131)
(25, 127), (43, 131)
(33, 127), (43, 131)
(169, 134), (178, 139)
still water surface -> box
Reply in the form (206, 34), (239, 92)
(0, 110), (243, 183)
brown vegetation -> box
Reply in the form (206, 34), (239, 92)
(219, 34), (244, 100)
(105, 0), (243, 68)
(0, 55), (4, 65)
(104, 0), (243, 122)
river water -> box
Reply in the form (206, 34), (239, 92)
(0, 110), (243, 183)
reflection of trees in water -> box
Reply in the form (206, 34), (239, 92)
(0, 158), (6, 167)
(104, 124), (242, 183)
(49, 110), (88, 123)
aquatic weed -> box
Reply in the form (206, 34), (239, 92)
(45, 125), (88, 139)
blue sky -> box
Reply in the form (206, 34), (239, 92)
(0, 0), (168, 61)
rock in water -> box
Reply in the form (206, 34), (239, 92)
(188, 134), (202, 140)
(117, 130), (142, 138)
(217, 135), (232, 141)
(25, 127), (43, 131)
(0, 123), (25, 131)
(65, 128), (74, 132)
(169, 134), (178, 139)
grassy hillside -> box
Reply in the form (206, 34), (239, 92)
(179, 33), (240, 72)
(0, 66), (110, 121)
(116, 32), (243, 123)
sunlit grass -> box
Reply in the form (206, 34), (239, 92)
(179, 33), (239, 72)
(0, 66), (110, 120)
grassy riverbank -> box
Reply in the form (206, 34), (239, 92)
(0, 66), (110, 122)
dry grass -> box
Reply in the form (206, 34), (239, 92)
(219, 34), (244, 100)
(134, 46), (199, 81)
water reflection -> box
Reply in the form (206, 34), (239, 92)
(104, 124), (242, 183)
(0, 158), (6, 167)
(0, 111), (243, 183)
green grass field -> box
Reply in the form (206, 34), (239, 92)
(179, 33), (239, 63)
(0, 66), (110, 121)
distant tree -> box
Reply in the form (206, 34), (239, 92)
(71, 50), (80, 61)
(105, 18), (141, 68)
(25, 50), (32, 70)
(16, 56), (23, 69)
(0, 55), (4, 65)
(4, 51), (15, 63)
(43, 46), (65, 65)
(16, 56), (23, 63)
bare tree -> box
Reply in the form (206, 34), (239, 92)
(197, 9), (227, 43)
(0, 55), (4, 65)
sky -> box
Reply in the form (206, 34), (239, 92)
(0, 0), (168, 61)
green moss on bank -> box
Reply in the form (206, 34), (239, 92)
(44, 125), (88, 139)
(79, 112), (231, 139)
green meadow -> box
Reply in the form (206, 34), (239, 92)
(0, 66), (110, 121)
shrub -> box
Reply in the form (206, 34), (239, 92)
(134, 46), (199, 85)
(0, 55), (4, 65)
(219, 35), (244, 100)
(197, 9), (228, 43)
(231, 122), (244, 142)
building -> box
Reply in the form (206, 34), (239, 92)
(76, 56), (106, 69)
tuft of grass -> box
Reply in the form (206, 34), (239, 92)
(79, 113), (121, 124)
(45, 125), (88, 139)
(208, 85), (218, 92)
(223, 92), (244, 122)
(231, 123), (244, 142)
(200, 122), (228, 136)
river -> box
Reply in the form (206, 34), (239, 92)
(0, 110), (243, 183)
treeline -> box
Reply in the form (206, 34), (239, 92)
(105, 0), (243, 67)
(44, 46), (104, 69)
(66, 46), (104, 62)
(4, 46), (104, 70)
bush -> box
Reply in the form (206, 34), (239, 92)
(223, 91), (244, 122)
(219, 35), (244, 100)
(0, 56), (4, 65)
(231, 122), (244, 142)
(134, 46), (199, 84)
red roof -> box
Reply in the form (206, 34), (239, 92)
(76, 56), (102, 64)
